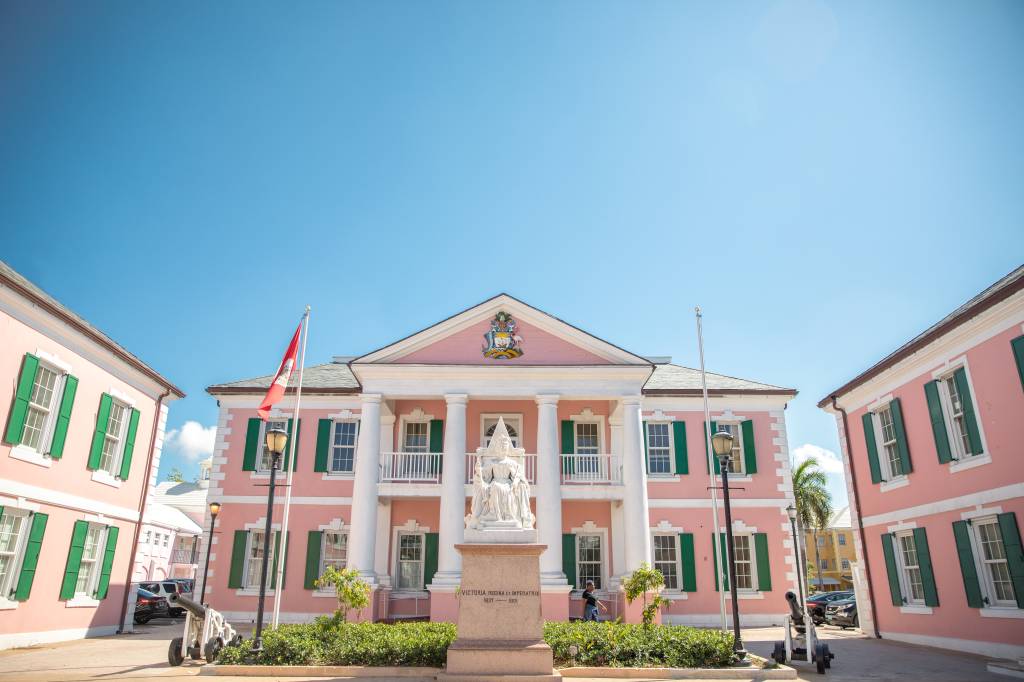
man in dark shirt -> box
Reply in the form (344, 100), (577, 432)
(581, 580), (606, 621)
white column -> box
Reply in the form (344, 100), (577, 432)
(536, 395), (567, 584)
(432, 394), (468, 586)
(621, 396), (651, 572)
(348, 393), (382, 581)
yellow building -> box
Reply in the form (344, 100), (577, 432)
(803, 506), (855, 592)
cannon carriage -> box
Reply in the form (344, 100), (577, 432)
(166, 593), (241, 666)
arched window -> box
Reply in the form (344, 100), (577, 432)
(483, 417), (520, 447)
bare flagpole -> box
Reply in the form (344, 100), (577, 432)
(696, 306), (728, 632)
(272, 305), (310, 628)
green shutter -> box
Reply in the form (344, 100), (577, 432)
(87, 394), (113, 470)
(672, 421), (688, 475)
(642, 420), (649, 472)
(890, 398), (912, 474)
(742, 419), (757, 474)
(997, 513), (1024, 608)
(228, 530), (248, 588)
(912, 528), (939, 607)
(562, 534), (577, 589)
(924, 381), (953, 464)
(424, 532), (439, 588)
(315, 419), (332, 472)
(754, 533), (771, 591)
(13, 512), (48, 601)
(704, 421), (719, 474)
(243, 418), (261, 471)
(4, 353), (39, 445)
(95, 526), (119, 599)
(881, 533), (903, 606)
(713, 532), (728, 591)
(429, 420), (444, 475)
(1013, 335), (1024, 394)
(118, 409), (140, 480)
(952, 520), (984, 608)
(49, 375), (77, 459)
(305, 531), (322, 589)
(284, 419), (302, 471)
(60, 520), (90, 600)
(953, 368), (983, 455)
(862, 412), (883, 484)
(680, 533), (696, 592)
(560, 421), (574, 475)
(270, 531), (285, 589)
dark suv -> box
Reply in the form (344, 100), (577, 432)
(806, 591), (854, 624)
(825, 596), (858, 628)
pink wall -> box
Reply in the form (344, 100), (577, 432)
(395, 318), (613, 365)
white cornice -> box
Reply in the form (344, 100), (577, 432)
(354, 294), (650, 365)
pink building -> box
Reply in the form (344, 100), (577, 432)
(820, 266), (1024, 660)
(202, 295), (799, 625)
(0, 262), (183, 649)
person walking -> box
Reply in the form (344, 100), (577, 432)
(581, 580), (606, 622)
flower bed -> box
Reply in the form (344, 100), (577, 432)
(216, 618), (734, 669)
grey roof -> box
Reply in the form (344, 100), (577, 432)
(643, 363), (796, 395)
(0, 260), (184, 397)
(819, 264), (1024, 406)
(207, 361), (359, 394)
(150, 481), (209, 511)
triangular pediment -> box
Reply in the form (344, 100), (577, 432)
(354, 294), (650, 366)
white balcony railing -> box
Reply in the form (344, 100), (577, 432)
(561, 454), (622, 484)
(171, 549), (196, 565)
(464, 453), (537, 484)
(379, 452), (443, 483)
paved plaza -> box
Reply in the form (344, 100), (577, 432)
(0, 622), (1009, 682)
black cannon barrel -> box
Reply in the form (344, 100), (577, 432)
(168, 592), (207, 619)
(784, 590), (804, 625)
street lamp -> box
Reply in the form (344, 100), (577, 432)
(251, 427), (287, 655)
(713, 429), (746, 660)
(199, 501), (221, 605)
(786, 504), (805, 604)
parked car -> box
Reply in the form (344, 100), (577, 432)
(825, 596), (858, 629)
(134, 588), (169, 624)
(169, 578), (195, 595)
(139, 581), (189, 616)
(806, 590), (854, 624)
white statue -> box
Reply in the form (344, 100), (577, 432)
(467, 417), (535, 530)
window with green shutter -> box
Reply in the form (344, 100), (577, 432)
(560, 420), (574, 476)
(927, 368), (984, 461)
(754, 533), (771, 591)
(60, 521), (90, 600)
(645, 422), (672, 475)
(4, 353), (77, 459)
(87, 395), (138, 479)
(59, 521), (113, 601)
(952, 520), (984, 608)
(672, 421), (688, 475)
(424, 532), (439, 588)
(679, 533), (696, 592)
(1013, 335), (1024, 394)
(562, 533), (577, 589)
(314, 420), (332, 473)
(862, 412), (883, 484)
(703, 421), (719, 474)
(429, 420), (443, 475)
(228, 530), (248, 588)
(243, 418), (261, 471)
(12, 512), (48, 601)
(880, 533), (903, 606)
(304, 531), (323, 589)
(94, 526), (119, 599)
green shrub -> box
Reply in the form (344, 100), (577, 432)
(543, 621), (734, 668)
(216, 619), (731, 669)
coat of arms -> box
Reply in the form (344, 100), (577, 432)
(482, 311), (524, 359)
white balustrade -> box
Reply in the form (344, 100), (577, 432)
(379, 452), (444, 483)
(464, 453), (537, 484)
(560, 454), (622, 484)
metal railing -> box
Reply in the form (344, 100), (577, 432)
(560, 454), (622, 484)
(464, 453), (537, 484)
(170, 549), (196, 565)
(379, 452), (443, 483)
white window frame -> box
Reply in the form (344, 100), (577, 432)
(731, 533), (756, 592)
(319, 531), (348, 583)
(328, 420), (359, 474)
(401, 419), (430, 454)
(74, 523), (108, 599)
(18, 360), (66, 457)
(936, 370), (979, 460)
(838, 534), (847, 546)
(242, 529), (276, 590)
(841, 558), (851, 570)
(0, 508), (32, 606)
(893, 530), (926, 606)
(575, 533), (606, 592)
(652, 533), (682, 591)
(645, 422), (674, 477)
(481, 414), (523, 448)
(968, 516), (1018, 609)
(872, 404), (906, 482)
(256, 419), (289, 474)
(716, 422), (746, 475)
(394, 531), (425, 592)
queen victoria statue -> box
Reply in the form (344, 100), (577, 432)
(467, 417), (535, 531)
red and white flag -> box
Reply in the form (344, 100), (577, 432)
(257, 324), (301, 420)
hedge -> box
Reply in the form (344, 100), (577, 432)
(217, 619), (733, 669)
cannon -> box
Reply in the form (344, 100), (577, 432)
(166, 593), (241, 666)
(772, 590), (834, 674)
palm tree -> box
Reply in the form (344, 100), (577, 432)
(792, 457), (833, 594)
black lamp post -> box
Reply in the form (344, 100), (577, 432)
(199, 501), (221, 605)
(251, 427), (287, 655)
(712, 429), (746, 660)
(786, 504), (805, 604)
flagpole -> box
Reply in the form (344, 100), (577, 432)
(697, 306), (728, 632)
(272, 305), (310, 628)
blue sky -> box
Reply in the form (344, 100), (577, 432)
(3, 1), (1023, 508)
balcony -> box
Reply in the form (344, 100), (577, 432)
(379, 452), (443, 483)
(560, 454), (622, 485)
(170, 549), (196, 564)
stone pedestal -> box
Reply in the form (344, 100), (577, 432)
(442, 543), (559, 681)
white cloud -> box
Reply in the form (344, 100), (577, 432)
(164, 421), (216, 461)
(791, 443), (844, 474)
